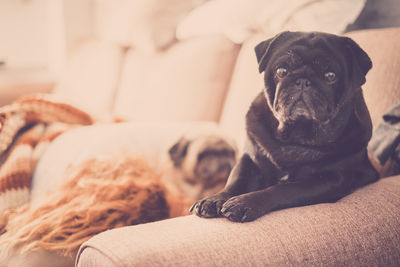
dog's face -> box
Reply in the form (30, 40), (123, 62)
(255, 31), (372, 143)
(168, 134), (237, 199)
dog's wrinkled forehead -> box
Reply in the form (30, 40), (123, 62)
(273, 44), (340, 72)
(255, 31), (372, 88)
(259, 32), (342, 71)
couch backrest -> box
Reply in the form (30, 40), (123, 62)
(345, 28), (400, 127)
(52, 0), (239, 122)
(112, 36), (238, 122)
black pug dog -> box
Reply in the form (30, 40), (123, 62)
(190, 31), (379, 222)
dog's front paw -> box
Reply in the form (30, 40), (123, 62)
(190, 192), (231, 218)
(220, 195), (263, 223)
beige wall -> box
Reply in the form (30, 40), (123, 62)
(0, 0), (93, 81)
(0, 0), (48, 69)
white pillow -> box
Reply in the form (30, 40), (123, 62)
(94, 0), (207, 50)
(176, 0), (366, 44)
(53, 40), (124, 121)
(113, 36), (239, 122)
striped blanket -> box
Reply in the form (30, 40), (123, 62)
(0, 94), (93, 211)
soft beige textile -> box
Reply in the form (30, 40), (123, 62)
(218, 34), (265, 148)
(345, 28), (400, 127)
(176, 0), (365, 43)
(77, 176), (400, 266)
(53, 40), (124, 121)
(113, 36), (239, 122)
(93, 0), (207, 50)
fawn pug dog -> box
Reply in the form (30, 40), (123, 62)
(191, 31), (379, 222)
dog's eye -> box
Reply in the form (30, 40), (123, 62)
(276, 68), (288, 79)
(324, 72), (336, 83)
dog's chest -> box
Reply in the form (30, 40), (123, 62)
(249, 126), (330, 171)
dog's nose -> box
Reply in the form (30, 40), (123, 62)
(295, 78), (311, 89)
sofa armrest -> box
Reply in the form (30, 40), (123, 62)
(76, 176), (400, 267)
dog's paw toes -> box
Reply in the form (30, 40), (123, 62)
(190, 194), (229, 218)
(220, 197), (260, 223)
(191, 199), (218, 218)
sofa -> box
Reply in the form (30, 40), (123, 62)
(2, 1), (400, 266)
(73, 27), (400, 266)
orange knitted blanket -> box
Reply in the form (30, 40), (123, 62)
(0, 94), (93, 211)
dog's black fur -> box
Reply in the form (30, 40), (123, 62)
(190, 31), (379, 222)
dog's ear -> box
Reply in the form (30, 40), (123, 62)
(169, 137), (190, 167)
(341, 37), (372, 87)
(255, 31), (291, 73)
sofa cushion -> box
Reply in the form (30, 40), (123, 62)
(218, 34), (265, 148)
(76, 175), (400, 266)
(93, 0), (207, 50)
(344, 28), (400, 127)
(113, 36), (239, 122)
(53, 40), (124, 121)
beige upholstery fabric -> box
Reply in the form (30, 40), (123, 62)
(53, 40), (123, 121)
(345, 28), (400, 127)
(176, 0), (365, 44)
(77, 176), (400, 266)
(218, 34), (265, 148)
(93, 0), (207, 50)
(113, 36), (239, 122)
